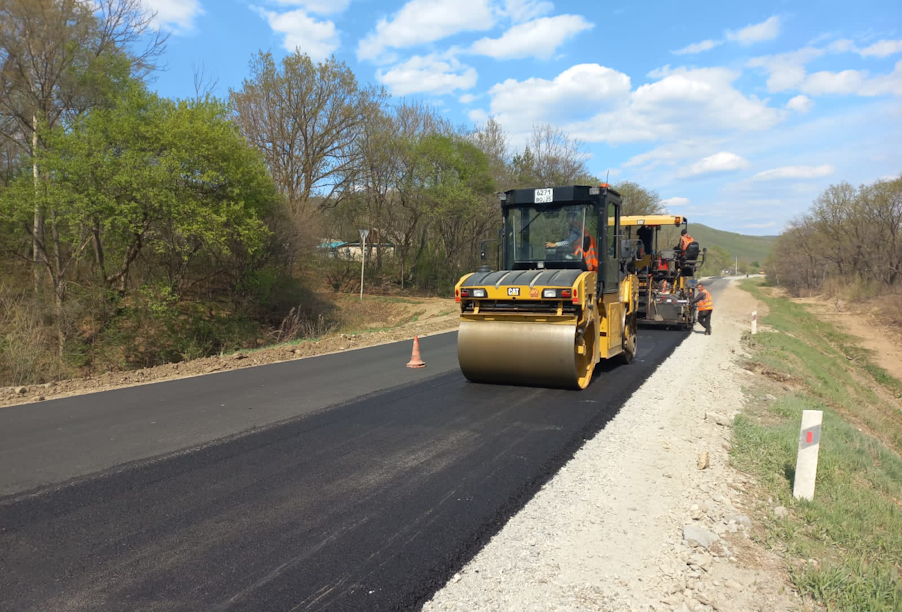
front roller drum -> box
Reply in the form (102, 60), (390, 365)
(458, 320), (596, 390)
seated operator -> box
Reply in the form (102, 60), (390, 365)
(545, 211), (597, 271)
(545, 211), (583, 251)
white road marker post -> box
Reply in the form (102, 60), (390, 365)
(359, 228), (369, 301)
(793, 410), (823, 501)
(751, 311), (757, 335)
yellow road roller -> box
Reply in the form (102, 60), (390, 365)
(455, 185), (639, 390)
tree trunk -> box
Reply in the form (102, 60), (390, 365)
(32, 113), (44, 293)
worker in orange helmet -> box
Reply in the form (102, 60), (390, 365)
(691, 283), (714, 335)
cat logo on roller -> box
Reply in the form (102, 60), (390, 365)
(455, 184), (639, 390)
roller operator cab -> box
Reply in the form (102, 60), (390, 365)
(454, 185), (639, 390)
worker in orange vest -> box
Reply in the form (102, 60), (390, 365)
(691, 283), (714, 335)
(546, 211), (598, 271)
(677, 228), (694, 253)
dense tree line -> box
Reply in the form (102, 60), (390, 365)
(768, 176), (902, 295)
(0, 0), (665, 383)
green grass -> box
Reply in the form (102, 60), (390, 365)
(733, 279), (902, 611)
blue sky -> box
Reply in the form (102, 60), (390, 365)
(144, 0), (901, 235)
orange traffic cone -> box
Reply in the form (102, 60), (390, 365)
(406, 335), (426, 368)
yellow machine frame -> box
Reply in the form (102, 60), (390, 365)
(454, 185), (639, 390)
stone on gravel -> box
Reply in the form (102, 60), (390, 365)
(697, 450), (710, 470)
(15, 386), (27, 395)
(683, 524), (719, 549)
(773, 506), (789, 518)
(705, 411), (732, 426)
(731, 515), (752, 528)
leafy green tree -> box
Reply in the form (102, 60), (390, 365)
(0, 82), (277, 351)
(615, 181), (666, 216)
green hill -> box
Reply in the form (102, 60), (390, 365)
(659, 223), (778, 273)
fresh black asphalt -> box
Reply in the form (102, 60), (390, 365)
(0, 279), (726, 611)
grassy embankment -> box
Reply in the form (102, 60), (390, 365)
(734, 279), (902, 612)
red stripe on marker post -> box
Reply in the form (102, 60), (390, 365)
(806, 431), (813, 444)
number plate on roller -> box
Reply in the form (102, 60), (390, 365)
(534, 188), (553, 203)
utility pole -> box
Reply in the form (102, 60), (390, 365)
(735, 257), (738, 276)
(359, 229), (369, 300)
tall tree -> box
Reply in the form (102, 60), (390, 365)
(511, 124), (597, 188)
(230, 51), (386, 214)
(0, 82), (276, 352)
(615, 181), (666, 216)
(0, 0), (167, 286)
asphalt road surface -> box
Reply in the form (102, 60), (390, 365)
(1, 279), (725, 612)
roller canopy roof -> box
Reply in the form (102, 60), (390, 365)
(500, 185), (621, 207)
(617, 215), (688, 227)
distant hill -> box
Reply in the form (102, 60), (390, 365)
(659, 223), (778, 268)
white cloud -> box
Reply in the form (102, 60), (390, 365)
(752, 164), (835, 181)
(646, 65), (674, 79)
(376, 54), (477, 96)
(859, 39), (902, 58)
(726, 16), (781, 45)
(786, 94), (813, 113)
(672, 39), (722, 55)
(143, 0), (202, 32)
(747, 47), (824, 92)
(266, 0), (351, 15)
(357, 0), (494, 62)
(481, 64), (631, 134)
(828, 39), (856, 53)
(576, 67), (785, 144)
(459, 93), (478, 104)
(800, 70), (865, 95)
(475, 65), (786, 147)
(677, 152), (749, 178)
(503, 0), (553, 22)
(661, 196), (690, 208)
(470, 15), (593, 60)
(257, 8), (339, 60)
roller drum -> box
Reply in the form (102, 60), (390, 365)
(458, 320), (593, 390)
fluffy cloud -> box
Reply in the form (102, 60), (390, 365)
(577, 67), (785, 144)
(376, 54), (477, 95)
(786, 94), (813, 113)
(459, 93), (478, 104)
(661, 196), (690, 208)
(477, 63), (631, 133)
(800, 70), (865, 95)
(266, 0), (352, 14)
(799, 61), (902, 97)
(503, 0), (553, 22)
(725, 16), (781, 45)
(143, 0), (203, 32)
(859, 39), (902, 58)
(677, 152), (750, 178)
(470, 15), (593, 60)
(475, 65), (786, 146)
(358, 0), (494, 61)
(672, 39), (721, 55)
(752, 164), (835, 181)
(747, 48), (824, 92)
(257, 8), (339, 59)
(827, 38), (902, 58)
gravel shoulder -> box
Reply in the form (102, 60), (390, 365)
(423, 279), (803, 612)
